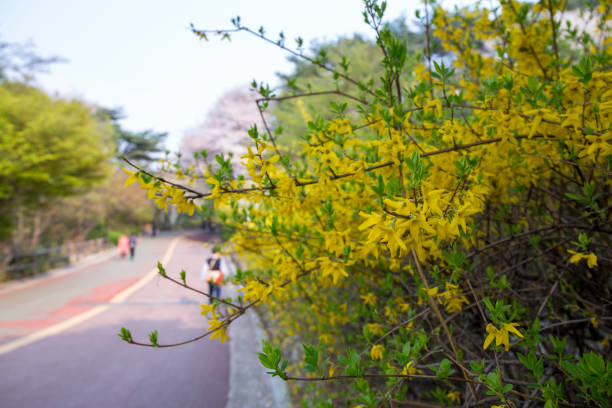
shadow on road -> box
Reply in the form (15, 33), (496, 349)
(182, 230), (219, 244)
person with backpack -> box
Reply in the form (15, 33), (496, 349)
(202, 247), (223, 304)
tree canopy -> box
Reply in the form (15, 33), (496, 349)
(0, 81), (114, 240)
(96, 107), (167, 165)
(0, 82), (113, 205)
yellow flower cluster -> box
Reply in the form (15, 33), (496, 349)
(130, 0), (611, 404)
(370, 344), (384, 360)
(123, 168), (196, 215)
(207, 309), (229, 344)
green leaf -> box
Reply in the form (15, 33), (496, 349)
(118, 327), (133, 343)
(258, 339), (288, 379)
(149, 330), (159, 347)
(565, 192), (589, 205)
(157, 261), (166, 277)
(470, 359), (485, 374)
(303, 343), (320, 373)
(433, 358), (454, 380)
(339, 349), (361, 376)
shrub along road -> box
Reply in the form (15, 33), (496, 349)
(0, 232), (228, 408)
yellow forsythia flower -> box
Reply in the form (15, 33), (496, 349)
(328, 364), (336, 377)
(370, 344), (385, 360)
(365, 323), (384, 336)
(360, 293), (377, 306)
(401, 360), (422, 378)
(426, 286), (439, 297)
(210, 326), (229, 344)
(207, 311), (229, 344)
(483, 323), (523, 351)
(122, 168), (139, 187)
(447, 391), (461, 404)
(200, 303), (215, 316)
(567, 250), (598, 268)
(439, 283), (469, 313)
(320, 333), (333, 344)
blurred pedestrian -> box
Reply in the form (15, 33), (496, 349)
(129, 234), (137, 260)
(201, 246), (224, 304)
(117, 234), (129, 259)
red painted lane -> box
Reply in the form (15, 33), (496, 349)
(0, 236), (176, 332)
(0, 277), (140, 329)
(0, 232), (230, 408)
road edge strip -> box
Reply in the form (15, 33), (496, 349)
(0, 248), (118, 297)
(0, 237), (180, 356)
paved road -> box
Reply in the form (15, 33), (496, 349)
(0, 232), (229, 408)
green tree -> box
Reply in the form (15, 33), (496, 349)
(99, 107), (167, 165)
(0, 81), (114, 240)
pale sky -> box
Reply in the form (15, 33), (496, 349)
(0, 0), (463, 151)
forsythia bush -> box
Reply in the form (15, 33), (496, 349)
(122, 0), (612, 406)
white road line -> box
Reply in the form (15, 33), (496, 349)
(0, 237), (180, 356)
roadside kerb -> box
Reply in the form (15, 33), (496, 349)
(225, 280), (291, 408)
(0, 247), (118, 297)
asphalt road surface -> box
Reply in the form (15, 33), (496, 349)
(0, 232), (229, 408)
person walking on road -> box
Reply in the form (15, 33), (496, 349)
(117, 234), (129, 259)
(129, 234), (137, 260)
(201, 247), (223, 304)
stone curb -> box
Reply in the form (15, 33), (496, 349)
(225, 283), (291, 408)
